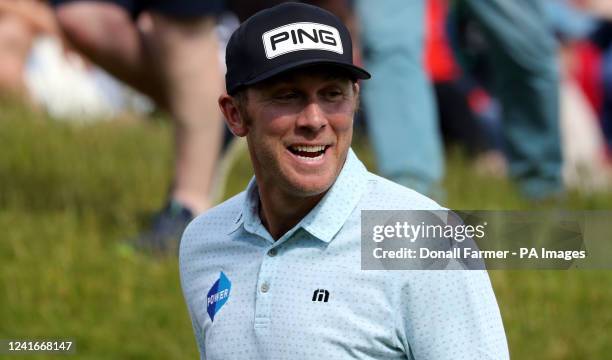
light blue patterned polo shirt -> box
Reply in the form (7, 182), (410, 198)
(179, 149), (509, 359)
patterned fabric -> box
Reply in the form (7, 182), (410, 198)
(180, 149), (509, 359)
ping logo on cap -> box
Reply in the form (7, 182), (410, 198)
(262, 22), (343, 59)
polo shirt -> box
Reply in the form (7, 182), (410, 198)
(179, 148), (509, 359)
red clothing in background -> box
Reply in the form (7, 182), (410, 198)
(424, 0), (459, 82)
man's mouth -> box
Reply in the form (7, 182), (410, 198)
(287, 145), (329, 161)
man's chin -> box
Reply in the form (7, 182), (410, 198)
(285, 177), (333, 198)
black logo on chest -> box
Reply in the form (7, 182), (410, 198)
(312, 289), (330, 302)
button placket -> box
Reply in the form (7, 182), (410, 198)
(253, 246), (281, 329)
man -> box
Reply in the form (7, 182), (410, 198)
(180, 3), (509, 359)
(50, 0), (226, 251)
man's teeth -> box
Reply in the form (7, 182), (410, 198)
(291, 145), (326, 152)
(296, 152), (324, 161)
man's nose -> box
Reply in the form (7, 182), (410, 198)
(296, 101), (327, 131)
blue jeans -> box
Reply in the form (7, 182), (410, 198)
(459, 0), (563, 198)
(355, 0), (443, 197)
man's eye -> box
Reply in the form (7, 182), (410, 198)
(324, 90), (344, 100)
(274, 92), (299, 101)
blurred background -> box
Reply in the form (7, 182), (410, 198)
(1, 0), (611, 358)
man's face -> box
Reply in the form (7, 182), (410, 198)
(238, 69), (358, 198)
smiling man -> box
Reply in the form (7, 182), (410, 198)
(222, 67), (359, 240)
(179, 3), (509, 359)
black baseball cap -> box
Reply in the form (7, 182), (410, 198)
(225, 2), (370, 95)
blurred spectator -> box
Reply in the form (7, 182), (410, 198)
(590, 22), (612, 159)
(601, 26), (612, 158)
(450, 0), (563, 199)
(26, 35), (153, 120)
(355, 0), (565, 200)
(51, 0), (226, 253)
(0, 0), (55, 97)
(574, 0), (612, 20)
(355, 0), (444, 198)
(545, 0), (611, 190)
(425, 0), (497, 157)
(0, 0), (151, 119)
(568, 2), (612, 160)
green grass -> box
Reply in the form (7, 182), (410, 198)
(1, 102), (611, 359)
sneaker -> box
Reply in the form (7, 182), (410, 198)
(132, 200), (194, 255)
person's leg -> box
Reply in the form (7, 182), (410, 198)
(354, 0), (443, 197)
(461, 0), (563, 198)
(149, 13), (223, 214)
(52, 0), (166, 106)
(53, 1), (223, 213)
(52, 1), (224, 253)
(0, 12), (35, 97)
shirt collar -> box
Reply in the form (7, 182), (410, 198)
(228, 176), (261, 235)
(230, 148), (368, 243)
(300, 148), (368, 242)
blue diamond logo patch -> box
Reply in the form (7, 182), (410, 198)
(207, 272), (231, 322)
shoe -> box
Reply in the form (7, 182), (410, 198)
(132, 200), (194, 255)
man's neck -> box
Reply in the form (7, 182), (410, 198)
(257, 187), (325, 240)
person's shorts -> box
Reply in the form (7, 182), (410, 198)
(50, 0), (226, 19)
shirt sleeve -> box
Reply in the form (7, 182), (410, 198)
(190, 314), (206, 360)
(180, 267), (207, 360)
(179, 222), (207, 360)
(399, 270), (510, 359)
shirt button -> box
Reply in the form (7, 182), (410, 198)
(268, 248), (277, 257)
(260, 283), (270, 293)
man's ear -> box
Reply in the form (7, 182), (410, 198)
(219, 94), (249, 137)
(352, 82), (361, 112)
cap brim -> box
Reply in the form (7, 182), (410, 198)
(234, 59), (370, 93)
